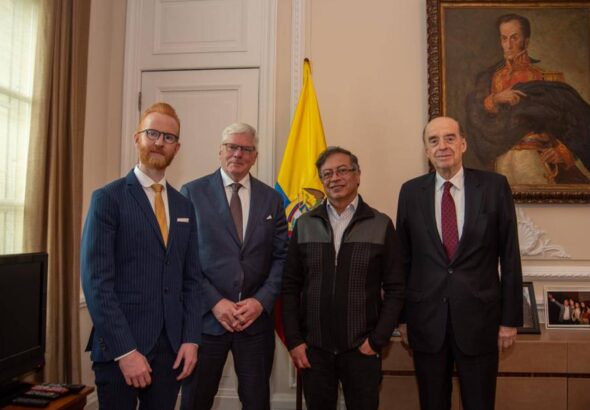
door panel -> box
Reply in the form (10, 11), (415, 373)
(140, 69), (259, 188)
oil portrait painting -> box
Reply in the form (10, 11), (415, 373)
(427, 0), (590, 202)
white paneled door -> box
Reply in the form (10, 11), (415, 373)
(140, 68), (259, 188)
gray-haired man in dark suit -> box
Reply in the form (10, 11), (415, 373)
(180, 123), (288, 410)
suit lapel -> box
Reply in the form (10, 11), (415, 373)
(420, 173), (447, 262)
(126, 170), (167, 249)
(454, 169), (483, 260)
(243, 177), (263, 247)
(166, 184), (179, 253)
(206, 170), (241, 246)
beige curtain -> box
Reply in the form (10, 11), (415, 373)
(24, 0), (91, 383)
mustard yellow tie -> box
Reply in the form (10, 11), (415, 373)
(151, 183), (168, 245)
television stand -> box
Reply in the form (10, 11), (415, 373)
(0, 381), (32, 408)
(0, 386), (93, 410)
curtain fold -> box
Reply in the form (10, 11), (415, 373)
(24, 0), (91, 383)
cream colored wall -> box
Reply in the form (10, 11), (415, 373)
(80, 0), (589, 404)
(80, 0), (127, 388)
(304, 0), (428, 217)
(277, 0), (590, 262)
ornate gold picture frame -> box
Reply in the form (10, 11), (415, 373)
(427, 0), (590, 203)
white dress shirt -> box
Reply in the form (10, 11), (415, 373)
(220, 168), (251, 236)
(134, 166), (170, 229)
(434, 168), (465, 242)
(327, 195), (359, 256)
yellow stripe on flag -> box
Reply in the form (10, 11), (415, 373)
(275, 59), (328, 233)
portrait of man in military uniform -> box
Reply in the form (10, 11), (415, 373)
(436, 6), (590, 198)
(465, 13), (590, 186)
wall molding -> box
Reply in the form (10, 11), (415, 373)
(257, 0), (278, 184)
(290, 0), (305, 115)
(517, 207), (570, 259)
(523, 265), (590, 280)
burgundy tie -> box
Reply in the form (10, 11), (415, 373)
(441, 181), (458, 260)
(230, 183), (243, 242)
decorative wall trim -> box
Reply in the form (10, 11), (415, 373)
(257, 0), (278, 185)
(152, 1), (247, 55)
(516, 208), (570, 259)
(523, 265), (590, 280)
(121, 0), (144, 175)
(290, 0), (306, 115)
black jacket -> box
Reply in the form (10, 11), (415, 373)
(396, 169), (523, 355)
(281, 196), (405, 353)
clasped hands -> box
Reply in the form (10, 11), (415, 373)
(212, 297), (263, 332)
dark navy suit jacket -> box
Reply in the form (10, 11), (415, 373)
(180, 169), (288, 336)
(81, 169), (202, 362)
(396, 168), (523, 356)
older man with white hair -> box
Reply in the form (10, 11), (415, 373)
(180, 123), (288, 410)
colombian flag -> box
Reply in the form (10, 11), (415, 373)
(275, 59), (328, 235)
(275, 59), (327, 344)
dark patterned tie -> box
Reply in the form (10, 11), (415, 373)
(441, 181), (458, 260)
(230, 183), (243, 242)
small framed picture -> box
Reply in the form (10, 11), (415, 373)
(518, 282), (540, 334)
(545, 287), (590, 329)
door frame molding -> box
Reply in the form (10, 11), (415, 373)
(121, 0), (278, 185)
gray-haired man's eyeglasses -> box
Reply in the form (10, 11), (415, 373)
(222, 143), (256, 154)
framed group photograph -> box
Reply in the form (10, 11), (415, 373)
(518, 282), (540, 334)
(427, 0), (590, 203)
(545, 287), (590, 328)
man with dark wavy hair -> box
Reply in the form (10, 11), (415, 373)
(282, 146), (405, 410)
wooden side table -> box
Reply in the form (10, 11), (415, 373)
(1, 386), (94, 410)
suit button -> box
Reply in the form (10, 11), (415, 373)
(448, 269), (454, 274)
(442, 297), (448, 303)
(163, 287), (169, 294)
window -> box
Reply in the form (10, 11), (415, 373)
(0, 0), (39, 254)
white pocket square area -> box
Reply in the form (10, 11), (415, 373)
(177, 217), (190, 223)
(265, 215), (273, 220)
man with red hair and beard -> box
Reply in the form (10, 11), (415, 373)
(82, 102), (202, 410)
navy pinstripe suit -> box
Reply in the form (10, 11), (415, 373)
(81, 169), (202, 408)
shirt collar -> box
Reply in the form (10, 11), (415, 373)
(220, 167), (251, 190)
(134, 165), (167, 190)
(326, 195), (359, 217)
(435, 167), (464, 192)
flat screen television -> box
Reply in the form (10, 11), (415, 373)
(0, 252), (47, 391)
